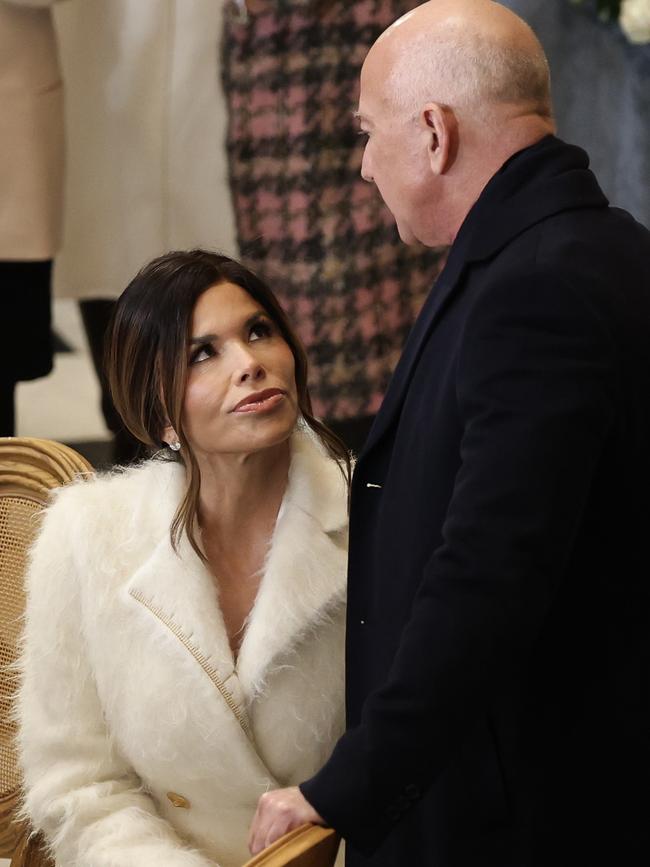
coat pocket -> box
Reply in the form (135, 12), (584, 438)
(455, 715), (512, 836)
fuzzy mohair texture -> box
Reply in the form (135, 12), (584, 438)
(16, 429), (348, 867)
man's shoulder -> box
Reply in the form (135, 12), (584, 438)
(529, 202), (650, 298)
(459, 204), (650, 363)
(477, 189), (650, 291)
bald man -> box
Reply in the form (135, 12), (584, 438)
(249, 2), (650, 864)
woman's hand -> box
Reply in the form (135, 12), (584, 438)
(248, 786), (325, 855)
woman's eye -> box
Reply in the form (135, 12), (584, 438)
(250, 320), (273, 341)
(190, 344), (215, 364)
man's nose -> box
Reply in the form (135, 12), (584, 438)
(360, 147), (373, 183)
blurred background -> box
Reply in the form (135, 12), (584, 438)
(3, 0), (649, 472)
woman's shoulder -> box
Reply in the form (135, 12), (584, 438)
(25, 457), (184, 603)
(44, 455), (183, 536)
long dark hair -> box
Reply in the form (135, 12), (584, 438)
(106, 249), (351, 560)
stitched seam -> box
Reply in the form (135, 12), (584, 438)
(129, 588), (252, 739)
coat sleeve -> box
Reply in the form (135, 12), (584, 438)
(299, 268), (619, 852)
(17, 490), (217, 867)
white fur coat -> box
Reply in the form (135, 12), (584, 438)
(17, 432), (348, 867)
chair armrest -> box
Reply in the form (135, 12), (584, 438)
(242, 824), (340, 867)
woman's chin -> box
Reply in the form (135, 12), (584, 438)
(196, 414), (297, 458)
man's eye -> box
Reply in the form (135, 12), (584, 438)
(250, 321), (273, 341)
(190, 344), (215, 364)
(357, 130), (370, 139)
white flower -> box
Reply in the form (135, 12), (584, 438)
(620, 0), (650, 44)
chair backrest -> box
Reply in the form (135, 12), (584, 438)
(0, 437), (92, 865)
(242, 824), (340, 867)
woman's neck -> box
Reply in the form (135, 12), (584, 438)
(195, 438), (292, 659)
(196, 438), (291, 549)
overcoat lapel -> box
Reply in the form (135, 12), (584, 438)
(360, 136), (609, 462)
(361, 244), (468, 458)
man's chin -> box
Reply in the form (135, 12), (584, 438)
(396, 222), (419, 246)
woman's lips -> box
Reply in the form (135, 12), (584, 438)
(232, 389), (286, 414)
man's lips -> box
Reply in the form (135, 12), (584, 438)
(231, 388), (287, 413)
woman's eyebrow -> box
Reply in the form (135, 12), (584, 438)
(189, 333), (217, 346)
(188, 313), (267, 345)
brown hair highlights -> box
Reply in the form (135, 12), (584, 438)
(106, 249), (351, 560)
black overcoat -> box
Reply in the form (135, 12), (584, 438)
(301, 137), (650, 866)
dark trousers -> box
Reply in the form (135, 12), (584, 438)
(0, 383), (15, 438)
(79, 298), (143, 464)
(1, 260), (53, 436)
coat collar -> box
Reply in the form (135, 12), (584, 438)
(361, 136), (609, 459)
(125, 428), (348, 720)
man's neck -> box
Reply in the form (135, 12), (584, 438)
(447, 115), (556, 244)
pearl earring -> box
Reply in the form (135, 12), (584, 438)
(169, 440), (181, 452)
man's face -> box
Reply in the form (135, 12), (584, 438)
(357, 59), (435, 246)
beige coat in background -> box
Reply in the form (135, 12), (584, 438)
(52, 0), (237, 300)
(18, 430), (347, 867)
(0, 0), (64, 259)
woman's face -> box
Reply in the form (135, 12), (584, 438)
(178, 281), (299, 457)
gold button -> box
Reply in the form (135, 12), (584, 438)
(166, 791), (190, 809)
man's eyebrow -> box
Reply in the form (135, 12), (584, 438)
(353, 110), (371, 124)
(188, 313), (266, 345)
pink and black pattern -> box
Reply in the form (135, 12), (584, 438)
(222, 0), (445, 421)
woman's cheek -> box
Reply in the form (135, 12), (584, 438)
(183, 378), (218, 426)
(281, 349), (296, 390)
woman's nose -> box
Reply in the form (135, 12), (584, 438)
(235, 346), (265, 384)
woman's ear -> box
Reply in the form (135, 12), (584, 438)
(162, 424), (180, 450)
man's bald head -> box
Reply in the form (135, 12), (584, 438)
(365, 0), (552, 124)
(357, 1), (556, 247)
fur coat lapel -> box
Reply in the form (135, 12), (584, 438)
(125, 429), (348, 729)
(236, 430), (348, 698)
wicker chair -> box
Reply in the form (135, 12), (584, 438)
(0, 437), (339, 867)
(0, 437), (92, 867)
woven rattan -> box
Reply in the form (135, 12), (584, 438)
(0, 496), (41, 798)
(0, 438), (92, 866)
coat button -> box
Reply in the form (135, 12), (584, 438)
(167, 791), (191, 809)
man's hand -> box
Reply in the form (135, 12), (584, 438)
(248, 786), (326, 855)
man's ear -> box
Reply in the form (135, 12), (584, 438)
(421, 102), (455, 175)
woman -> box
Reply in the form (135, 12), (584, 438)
(18, 250), (350, 867)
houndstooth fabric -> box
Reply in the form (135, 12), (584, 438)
(222, 0), (446, 421)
